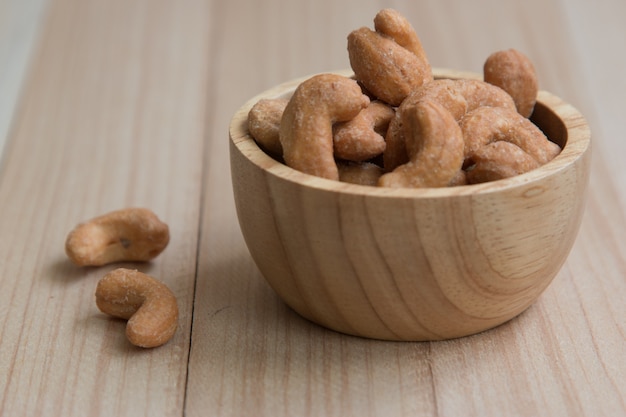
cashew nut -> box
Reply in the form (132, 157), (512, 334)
(466, 141), (540, 184)
(347, 10), (432, 106)
(65, 207), (170, 266)
(333, 101), (394, 162)
(279, 73), (370, 180)
(338, 161), (384, 186)
(95, 268), (178, 348)
(484, 49), (538, 118)
(247, 98), (288, 157)
(461, 106), (561, 165)
(378, 100), (464, 188)
(373, 8), (430, 61)
(383, 78), (516, 171)
(407, 78), (517, 120)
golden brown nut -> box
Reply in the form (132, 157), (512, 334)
(65, 208), (170, 266)
(373, 9), (430, 64)
(279, 74), (370, 180)
(484, 49), (538, 118)
(333, 101), (394, 161)
(95, 268), (178, 348)
(383, 79), (516, 171)
(448, 169), (468, 186)
(338, 161), (385, 186)
(466, 141), (541, 184)
(247, 98), (288, 156)
(461, 106), (561, 165)
(378, 100), (464, 188)
(347, 9), (432, 106)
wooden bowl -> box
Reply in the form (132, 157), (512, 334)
(229, 69), (591, 341)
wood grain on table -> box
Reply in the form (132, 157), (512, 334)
(0, 0), (624, 416)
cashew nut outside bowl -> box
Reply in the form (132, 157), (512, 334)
(229, 69), (591, 341)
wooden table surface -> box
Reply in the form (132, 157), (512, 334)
(1, 0), (624, 416)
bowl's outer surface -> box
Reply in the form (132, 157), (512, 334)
(229, 69), (591, 341)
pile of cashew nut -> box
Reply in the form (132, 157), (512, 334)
(247, 9), (561, 187)
(65, 207), (178, 348)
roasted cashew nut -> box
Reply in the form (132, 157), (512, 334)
(461, 106), (561, 165)
(333, 101), (394, 162)
(383, 78), (516, 171)
(337, 161), (384, 186)
(279, 74), (370, 180)
(484, 49), (538, 118)
(466, 141), (540, 184)
(378, 100), (464, 188)
(247, 98), (288, 157)
(347, 9), (432, 106)
(373, 8), (430, 60)
(65, 208), (170, 266)
(95, 268), (178, 348)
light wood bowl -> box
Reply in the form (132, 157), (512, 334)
(229, 69), (591, 341)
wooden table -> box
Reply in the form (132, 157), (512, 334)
(1, 0), (624, 416)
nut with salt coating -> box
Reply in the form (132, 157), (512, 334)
(279, 73), (370, 180)
(247, 98), (288, 156)
(65, 207), (169, 266)
(373, 8), (430, 60)
(338, 161), (384, 186)
(383, 78), (516, 171)
(333, 101), (394, 162)
(95, 268), (178, 348)
(378, 100), (464, 188)
(461, 106), (561, 165)
(466, 141), (540, 184)
(347, 9), (432, 106)
(484, 49), (538, 118)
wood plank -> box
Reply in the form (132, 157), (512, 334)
(0, 0), (211, 415)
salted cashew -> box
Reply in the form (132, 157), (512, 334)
(461, 106), (561, 165)
(347, 9), (432, 106)
(333, 101), (394, 162)
(95, 268), (178, 348)
(338, 161), (384, 186)
(383, 78), (516, 171)
(373, 8), (430, 60)
(279, 73), (370, 180)
(466, 141), (540, 184)
(405, 79), (517, 120)
(247, 98), (288, 156)
(448, 169), (468, 186)
(378, 100), (464, 188)
(484, 49), (538, 118)
(65, 207), (170, 266)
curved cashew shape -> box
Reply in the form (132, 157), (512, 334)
(383, 78), (516, 171)
(65, 208), (170, 266)
(378, 100), (464, 188)
(333, 101), (394, 161)
(347, 9), (432, 106)
(95, 268), (178, 348)
(466, 141), (540, 184)
(247, 98), (288, 156)
(279, 74), (370, 180)
(461, 106), (561, 165)
(373, 9), (431, 68)
(408, 79), (517, 120)
(484, 49), (538, 118)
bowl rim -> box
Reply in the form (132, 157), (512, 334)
(230, 68), (591, 198)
